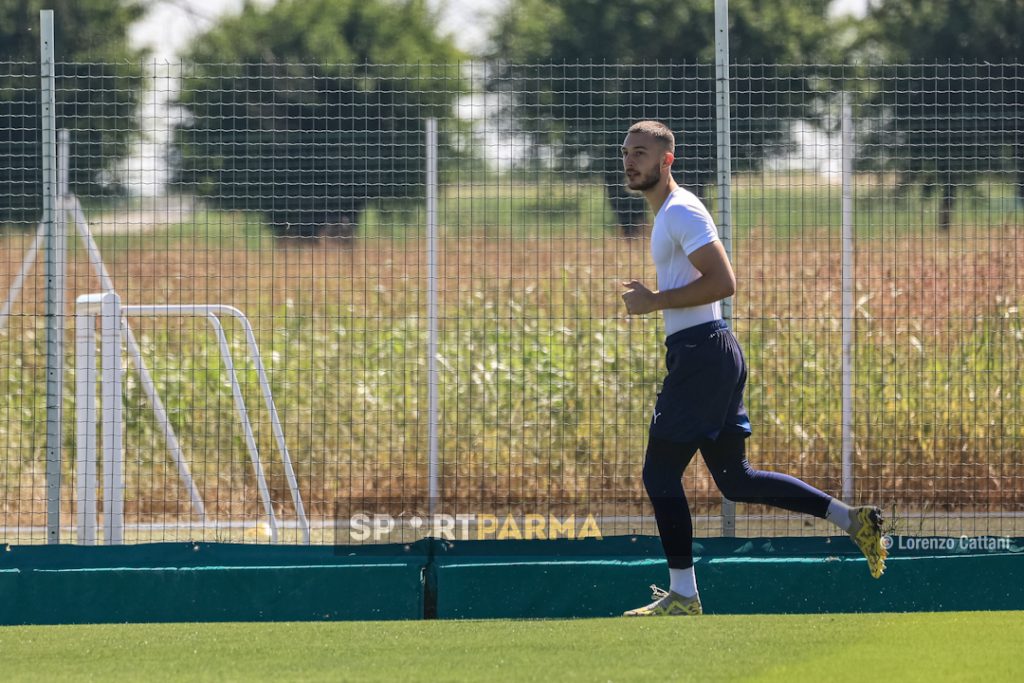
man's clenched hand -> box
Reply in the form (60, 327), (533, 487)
(621, 280), (660, 315)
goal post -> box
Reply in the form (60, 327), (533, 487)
(74, 293), (310, 544)
(74, 292), (123, 545)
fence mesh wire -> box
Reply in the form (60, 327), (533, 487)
(1, 62), (1021, 544)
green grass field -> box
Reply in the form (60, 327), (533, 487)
(1, 612), (1019, 682)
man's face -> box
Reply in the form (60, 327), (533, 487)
(621, 132), (670, 192)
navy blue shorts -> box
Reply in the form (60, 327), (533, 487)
(649, 319), (752, 444)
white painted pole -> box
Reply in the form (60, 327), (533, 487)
(120, 332), (207, 518)
(714, 1), (734, 282)
(0, 132), (70, 338)
(204, 313), (278, 542)
(121, 304), (309, 544)
(841, 93), (855, 503)
(231, 310), (307, 543)
(426, 118), (440, 521)
(714, 0), (737, 537)
(75, 303), (98, 545)
(0, 129), (64, 333)
(68, 196), (205, 518)
(101, 292), (124, 544)
(41, 9), (63, 544)
(0, 223), (46, 332)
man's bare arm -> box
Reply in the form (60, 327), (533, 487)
(621, 241), (735, 315)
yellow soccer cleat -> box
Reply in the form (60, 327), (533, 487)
(850, 506), (888, 578)
(623, 585), (703, 617)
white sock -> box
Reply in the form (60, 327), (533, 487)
(826, 498), (855, 533)
(669, 567), (698, 599)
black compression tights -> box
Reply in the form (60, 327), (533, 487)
(642, 434), (832, 569)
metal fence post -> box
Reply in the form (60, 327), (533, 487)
(841, 92), (855, 503)
(40, 9), (64, 544)
(714, 0), (737, 537)
(426, 118), (440, 523)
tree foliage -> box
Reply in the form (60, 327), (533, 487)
(173, 0), (464, 237)
(487, 0), (833, 235)
(857, 0), (1024, 228)
(0, 0), (146, 226)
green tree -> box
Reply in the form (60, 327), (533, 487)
(173, 0), (464, 237)
(487, 0), (832, 235)
(0, 0), (146, 226)
(858, 0), (1024, 229)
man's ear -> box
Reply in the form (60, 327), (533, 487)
(663, 151), (675, 169)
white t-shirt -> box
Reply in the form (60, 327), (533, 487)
(650, 187), (722, 336)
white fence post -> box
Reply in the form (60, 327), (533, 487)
(841, 93), (856, 503)
(40, 9), (64, 544)
(714, 0), (737, 537)
(426, 117), (440, 523)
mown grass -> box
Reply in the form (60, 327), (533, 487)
(1, 612), (1021, 682)
(0, 176), (1021, 533)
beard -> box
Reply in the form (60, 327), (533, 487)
(625, 167), (661, 192)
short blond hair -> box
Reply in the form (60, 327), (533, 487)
(627, 120), (675, 152)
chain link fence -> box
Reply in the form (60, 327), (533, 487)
(1, 60), (1021, 544)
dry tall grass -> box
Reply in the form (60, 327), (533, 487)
(1, 226), (1022, 533)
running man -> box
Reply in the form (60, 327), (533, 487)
(618, 120), (887, 617)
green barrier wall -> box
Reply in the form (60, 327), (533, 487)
(1, 537), (1021, 624)
(0, 542), (426, 624)
(431, 536), (1024, 618)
